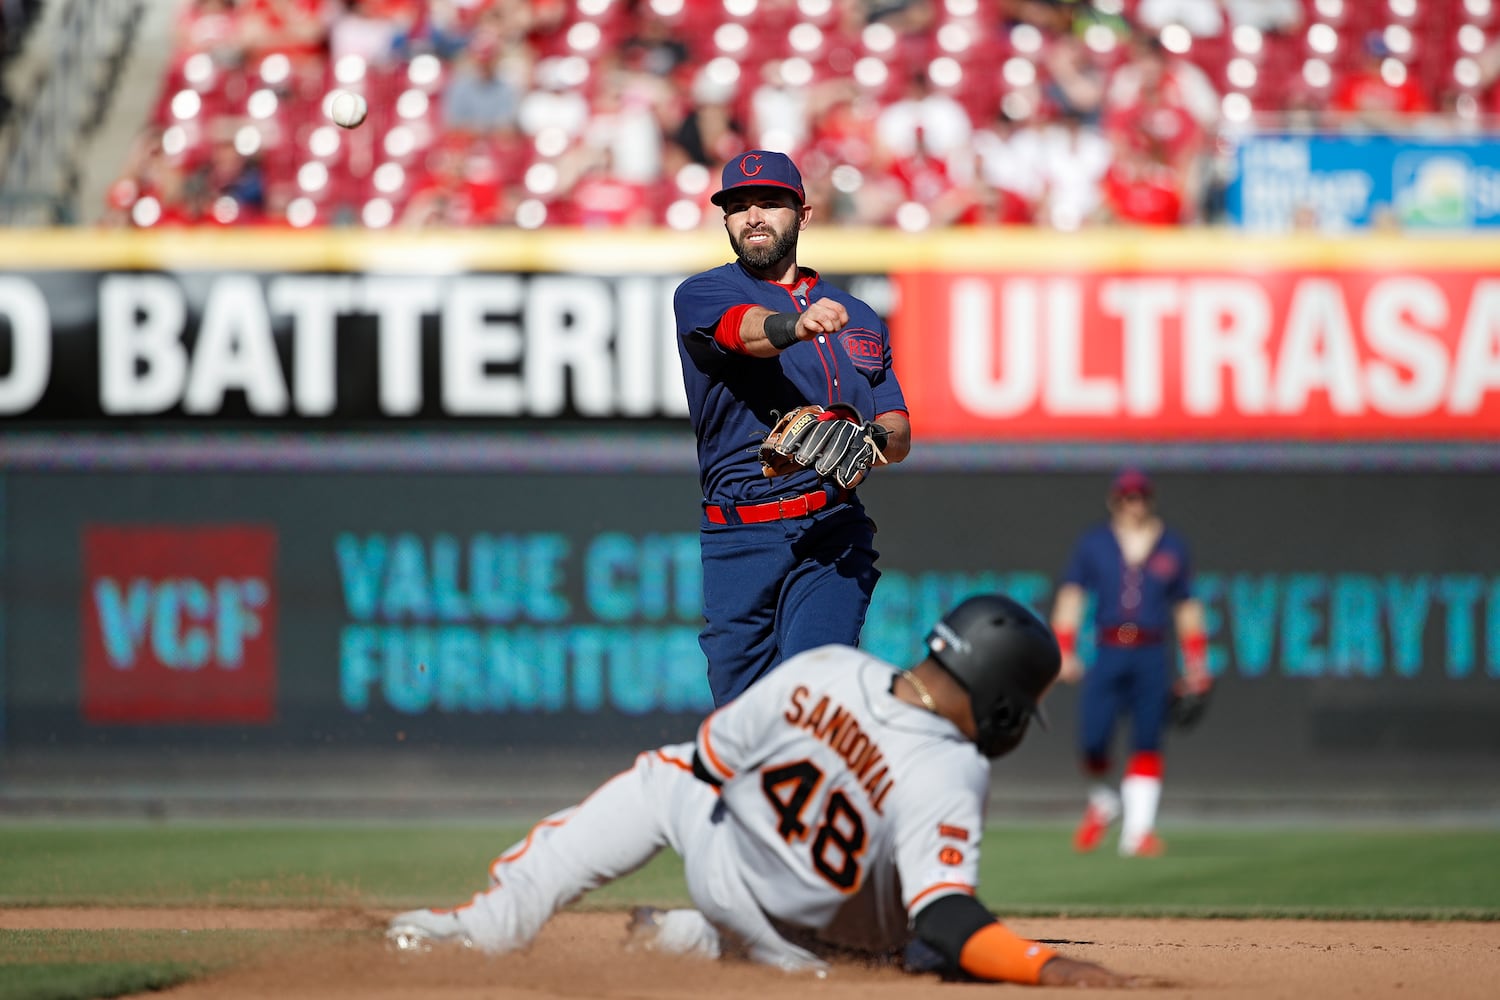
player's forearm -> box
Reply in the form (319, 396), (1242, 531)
(873, 412), (911, 463)
(1175, 598), (1210, 680)
(1050, 584), (1086, 662)
(732, 305), (792, 357)
(1051, 585), (1086, 632)
(912, 896), (1056, 985)
(1174, 597), (1206, 638)
(720, 301), (850, 358)
(956, 922), (1058, 983)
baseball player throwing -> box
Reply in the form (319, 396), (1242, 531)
(674, 149), (912, 706)
(1050, 470), (1212, 857)
(388, 595), (1136, 987)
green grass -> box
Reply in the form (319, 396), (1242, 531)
(1, 823), (1497, 916)
(2, 930), (246, 1000)
(980, 825), (1500, 919)
(0, 928), (365, 1000)
(3, 961), (199, 1000)
(1, 822), (1496, 999)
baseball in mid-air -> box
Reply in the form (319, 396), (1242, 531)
(329, 89), (368, 129)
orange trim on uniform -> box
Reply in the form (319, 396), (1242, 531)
(908, 881), (975, 910)
(714, 304), (755, 354)
(653, 748), (695, 772)
(958, 922), (1058, 984)
(492, 814), (569, 868)
(696, 716), (735, 781)
(489, 755), (655, 873)
(453, 887), (495, 914)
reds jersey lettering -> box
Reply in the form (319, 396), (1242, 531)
(841, 329), (885, 370)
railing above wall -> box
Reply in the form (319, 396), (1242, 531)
(0, 0), (142, 224)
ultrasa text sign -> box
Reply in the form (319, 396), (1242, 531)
(894, 268), (1500, 439)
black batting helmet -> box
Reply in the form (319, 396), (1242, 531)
(924, 594), (1061, 758)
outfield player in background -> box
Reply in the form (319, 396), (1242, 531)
(1050, 470), (1212, 857)
(388, 595), (1138, 988)
(673, 149), (912, 706)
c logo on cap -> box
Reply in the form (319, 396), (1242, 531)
(739, 153), (763, 177)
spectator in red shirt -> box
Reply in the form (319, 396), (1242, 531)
(804, 86), (877, 174)
(1102, 36), (1212, 223)
(174, 0), (243, 66)
(1103, 143), (1184, 226)
(566, 152), (653, 228)
(400, 135), (505, 227)
(238, 0), (333, 67)
(1330, 32), (1432, 128)
(885, 126), (978, 226)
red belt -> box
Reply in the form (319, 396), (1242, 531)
(705, 488), (850, 525)
(1098, 624), (1164, 647)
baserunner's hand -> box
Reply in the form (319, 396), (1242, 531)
(1038, 956), (1140, 988)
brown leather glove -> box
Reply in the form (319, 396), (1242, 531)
(758, 402), (889, 489)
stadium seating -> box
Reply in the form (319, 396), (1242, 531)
(106, 0), (1499, 230)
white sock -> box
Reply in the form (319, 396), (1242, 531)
(1119, 774), (1161, 852)
(1087, 782), (1121, 822)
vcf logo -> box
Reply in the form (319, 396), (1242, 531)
(82, 525), (278, 724)
(93, 576), (269, 670)
(739, 153), (764, 177)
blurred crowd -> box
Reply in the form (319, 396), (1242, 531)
(97, 0), (1500, 231)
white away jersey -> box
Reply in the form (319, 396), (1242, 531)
(694, 645), (991, 950)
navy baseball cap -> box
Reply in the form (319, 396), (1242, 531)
(1110, 469), (1154, 497)
(711, 150), (805, 206)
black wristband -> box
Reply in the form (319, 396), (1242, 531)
(763, 312), (800, 350)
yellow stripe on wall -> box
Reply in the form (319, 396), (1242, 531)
(3, 227), (1500, 272)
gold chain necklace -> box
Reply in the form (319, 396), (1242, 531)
(900, 670), (938, 713)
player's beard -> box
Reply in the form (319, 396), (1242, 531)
(731, 223), (799, 275)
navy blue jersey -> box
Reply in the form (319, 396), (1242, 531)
(1061, 524), (1194, 634)
(674, 262), (907, 504)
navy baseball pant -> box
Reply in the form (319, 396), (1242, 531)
(698, 506), (879, 705)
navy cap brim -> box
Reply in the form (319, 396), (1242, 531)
(710, 181), (805, 206)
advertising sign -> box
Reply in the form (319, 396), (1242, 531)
(4, 468), (1494, 794)
(3, 230), (1500, 443)
(892, 268), (1500, 440)
(334, 529), (713, 718)
(1228, 132), (1500, 232)
(81, 524), (278, 723)
(0, 270), (692, 425)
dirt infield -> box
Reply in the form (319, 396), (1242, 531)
(5, 908), (1499, 999)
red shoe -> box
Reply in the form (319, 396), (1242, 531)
(1120, 832), (1166, 857)
(1072, 806), (1111, 853)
